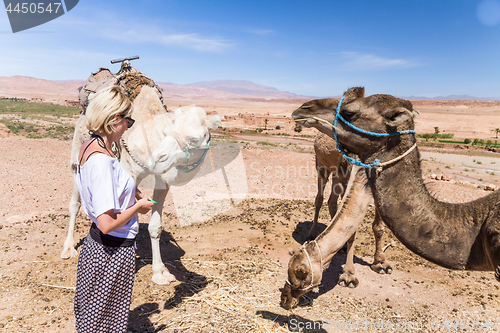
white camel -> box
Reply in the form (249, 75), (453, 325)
(61, 68), (220, 285)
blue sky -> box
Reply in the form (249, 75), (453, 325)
(1, 0), (500, 98)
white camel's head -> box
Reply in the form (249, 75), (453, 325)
(149, 106), (221, 174)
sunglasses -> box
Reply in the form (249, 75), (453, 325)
(120, 114), (135, 128)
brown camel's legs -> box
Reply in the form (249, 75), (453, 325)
(370, 209), (393, 274)
(338, 232), (359, 288)
(310, 161), (332, 240)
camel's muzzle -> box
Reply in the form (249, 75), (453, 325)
(280, 282), (299, 310)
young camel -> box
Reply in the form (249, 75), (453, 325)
(281, 164), (372, 309)
(283, 86), (500, 308)
(61, 67), (221, 285)
(310, 132), (391, 286)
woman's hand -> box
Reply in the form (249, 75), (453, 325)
(136, 197), (155, 214)
(97, 197), (155, 234)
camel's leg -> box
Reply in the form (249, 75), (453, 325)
(149, 177), (176, 285)
(310, 161), (331, 240)
(328, 164), (351, 252)
(61, 171), (80, 259)
(370, 209), (393, 274)
(326, 171), (347, 219)
(338, 231), (359, 288)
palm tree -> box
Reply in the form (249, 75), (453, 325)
(493, 128), (500, 139)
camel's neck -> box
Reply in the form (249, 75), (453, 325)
(369, 139), (494, 270)
(315, 166), (373, 268)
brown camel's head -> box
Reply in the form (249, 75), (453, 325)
(280, 243), (322, 309)
(292, 87), (417, 163)
(291, 87), (365, 138)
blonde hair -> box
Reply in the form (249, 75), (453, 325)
(85, 86), (133, 134)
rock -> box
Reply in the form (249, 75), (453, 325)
(485, 185), (497, 191)
(441, 174), (453, 181)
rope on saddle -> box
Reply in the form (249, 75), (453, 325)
(78, 66), (166, 114)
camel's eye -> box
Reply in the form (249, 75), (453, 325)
(341, 109), (356, 120)
(383, 108), (407, 122)
(301, 104), (314, 109)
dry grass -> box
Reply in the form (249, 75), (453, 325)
(132, 256), (293, 332)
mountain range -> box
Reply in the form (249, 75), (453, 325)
(0, 76), (313, 101)
(0, 75), (498, 101)
(403, 94), (500, 101)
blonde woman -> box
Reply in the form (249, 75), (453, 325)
(74, 86), (154, 333)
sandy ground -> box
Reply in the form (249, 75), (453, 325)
(1, 131), (500, 332)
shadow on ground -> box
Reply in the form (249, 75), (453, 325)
(128, 223), (209, 332)
(257, 310), (328, 332)
(288, 220), (370, 308)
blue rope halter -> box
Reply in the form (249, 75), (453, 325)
(176, 133), (211, 173)
(333, 96), (416, 169)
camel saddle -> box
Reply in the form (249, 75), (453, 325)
(78, 66), (164, 114)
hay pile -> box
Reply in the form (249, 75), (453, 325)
(132, 255), (294, 332)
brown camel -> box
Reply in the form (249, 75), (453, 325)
(283, 86), (500, 308)
(310, 132), (350, 240)
(281, 165), (375, 309)
(310, 133), (392, 284)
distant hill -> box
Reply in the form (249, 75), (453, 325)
(185, 79), (313, 99)
(0, 76), (84, 101)
(0, 76), (313, 102)
(404, 94), (500, 101)
(1, 75), (499, 103)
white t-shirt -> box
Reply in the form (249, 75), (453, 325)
(77, 153), (138, 239)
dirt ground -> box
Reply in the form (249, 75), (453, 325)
(1, 124), (500, 333)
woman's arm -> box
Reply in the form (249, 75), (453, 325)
(135, 187), (145, 200)
(96, 197), (154, 234)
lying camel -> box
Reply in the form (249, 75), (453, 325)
(310, 133), (392, 285)
(284, 86), (500, 308)
(61, 64), (221, 285)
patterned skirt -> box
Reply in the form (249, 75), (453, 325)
(74, 235), (135, 333)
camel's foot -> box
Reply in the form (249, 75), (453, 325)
(60, 246), (78, 259)
(371, 261), (393, 274)
(338, 272), (359, 288)
(152, 270), (176, 285)
(371, 253), (392, 274)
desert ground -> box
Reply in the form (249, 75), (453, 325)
(1, 97), (500, 333)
